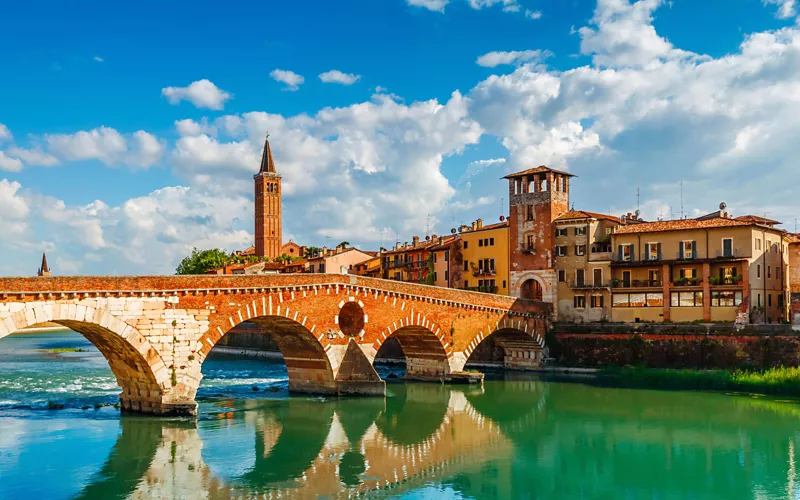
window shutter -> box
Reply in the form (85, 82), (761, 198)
(657, 243), (662, 260)
(600, 295), (605, 307)
(679, 241), (685, 259)
(618, 245), (623, 261)
(692, 241), (697, 258)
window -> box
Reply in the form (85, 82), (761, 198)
(757, 265), (761, 278)
(526, 205), (534, 221)
(622, 270), (631, 287)
(613, 294), (630, 307)
(433, 272), (438, 282)
(575, 245), (586, 256)
(433, 253), (437, 263)
(612, 293), (662, 307)
(679, 268), (697, 279)
(576, 269), (585, 286)
(464, 279), (469, 288)
(722, 238), (733, 257)
(464, 241), (468, 249)
(593, 269), (603, 286)
(680, 241), (695, 259)
(502, 280), (506, 288)
(648, 269), (660, 286)
(526, 235), (535, 250)
(319, 263), (326, 273)
(490, 238), (494, 246)
(756, 239), (762, 251)
(464, 260), (469, 271)
(574, 295), (586, 308)
(711, 291), (742, 307)
(671, 291), (703, 307)
(444, 270), (449, 282)
(619, 244), (634, 262)
(558, 270), (566, 282)
(557, 228), (568, 237)
(479, 239), (484, 247)
(646, 243), (660, 261)
(768, 266), (771, 279)
(591, 295), (604, 308)
(758, 293), (761, 307)
(768, 294), (772, 307)
(575, 227), (586, 236)
(606, 228), (613, 235)
(556, 246), (568, 257)
(444, 250), (449, 261)
(777, 266), (782, 279)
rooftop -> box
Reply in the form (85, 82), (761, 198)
(734, 215), (782, 225)
(503, 165), (575, 179)
(614, 217), (755, 235)
(555, 210), (621, 224)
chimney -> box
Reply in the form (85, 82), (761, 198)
(412, 236), (420, 248)
(627, 212), (633, 219)
(476, 219), (483, 229)
(471, 221), (477, 231)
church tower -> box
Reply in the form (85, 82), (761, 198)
(254, 135), (282, 260)
(37, 252), (51, 277)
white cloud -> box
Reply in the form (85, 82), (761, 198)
(525, 9), (542, 19)
(451, 195), (494, 211)
(5, 146), (59, 167)
(270, 69), (305, 91)
(44, 127), (165, 168)
(161, 79), (232, 110)
(408, 0), (449, 12)
(93, 56), (104, 63)
(763, 0), (797, 19)
(319, 70), (361, 85)
(0, 152), (23, 172)
(0, 123), (11, 142)
(476, 50), (549, 67)
(175, 118), (217, 137)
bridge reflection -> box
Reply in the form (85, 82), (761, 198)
(68, 379), (800, 499)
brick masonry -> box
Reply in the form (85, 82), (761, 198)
(0, 275), (551, 415)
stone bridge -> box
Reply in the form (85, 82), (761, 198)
(0, 274), (551, 415)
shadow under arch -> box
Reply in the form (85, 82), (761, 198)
(375, 383), (450, 446)
(210, 316), (337, 395)
(239, 399), (336, 488)
(375, 325), (450, 381)
(464, 327), (544, 371)
(1, 308), (170, 414)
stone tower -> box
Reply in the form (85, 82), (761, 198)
(254, 135), (282, 260)
(37, 252), (51, 277)
(504, 166), (573, 302)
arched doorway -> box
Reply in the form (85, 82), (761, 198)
(520, 279), (543, 301)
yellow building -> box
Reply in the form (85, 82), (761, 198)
(609, 213), (790, 324)
(553, 210), (621, 322)
(458, 219), (510, 295)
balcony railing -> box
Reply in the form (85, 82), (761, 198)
(611, 279), (662, 288)
(589, 251), (613, 262)
(472, 268), (497, 277)
(463, 286), (498, 294)
(672, 277), (701, 286)
(570, 281), (610, 289)
(709, 276), (744, 285)
(715, 248), (741, 258)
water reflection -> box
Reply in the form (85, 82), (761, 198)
(4, 377), (800, 499)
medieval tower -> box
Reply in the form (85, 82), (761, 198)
(254, 135), (282, 260)
(505, 166), (573, 303)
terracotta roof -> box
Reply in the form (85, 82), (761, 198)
(614, 217), (752, 234)
(258, 135), (276, 174)
(262, 262), (285, 271)
(503, 165), (575, 179)
(464, 221), (509, 234)
(555, 210), (621, 223)
(735, 215), (782, 225)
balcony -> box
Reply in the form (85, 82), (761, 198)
(672, 277), (701, 286)
(611, 279), (662, 289)
(472, 268), (497, 277)
(589, 251), (613, 262)
(709, 276), (743, 286)
(715, 248), (743, 259)
(570, 280), (610, 289)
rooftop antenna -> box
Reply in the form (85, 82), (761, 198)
(680, 180), (684, 219)
(794, 218), (797, 233)
(637, 187), (640, 214)
(500, 197), (504, 219)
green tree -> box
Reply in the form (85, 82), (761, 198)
(304, 247), (322, 259)
(175, 248), (229, 275)
(274, 253), (294, 264)
(338, 241), (351, 248)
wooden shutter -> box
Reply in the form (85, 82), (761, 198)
(657, 243), (662, 260)
(692, 240), (697, 258)
(618, 244), (623, 261)
(679, 241), (685, 259)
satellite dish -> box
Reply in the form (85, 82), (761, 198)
(425, 235), (430, 241)
(450, 228), (457, 234)
(499, 215), (505, 221)
(720, 202), (727, 210)
(634, 209), (641, 217)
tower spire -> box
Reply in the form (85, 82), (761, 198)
(259, 133), (276, 174)
(38, 252), (51, 277)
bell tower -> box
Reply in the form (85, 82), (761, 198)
(254, 135), (282, 260)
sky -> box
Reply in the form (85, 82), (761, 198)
(1, 0), (800, 276)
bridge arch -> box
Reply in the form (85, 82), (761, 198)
(0, 302), (172, 414)
(373, 321), (451, 381)
(202, 310), (338, 395)
(462, 316), (546, 371)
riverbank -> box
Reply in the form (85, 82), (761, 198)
(596, 366), (800, 398)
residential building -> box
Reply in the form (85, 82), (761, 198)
(282, 259), (308, 274)
(206, 261), (284, 275)
(350, 256), (382, 277)
(553, 210), (621, 322)
(458, 219), (510, 295)
(787, 234), (800, 327)
(609, 213), (790, 324)
(504, 166), (573, 302)
(307, 247), (374, 274)
(280, 240), (305, 260)
(254, 135), (282, 259)
(430, 235), (461, 289)
(381, 236), (437, 283)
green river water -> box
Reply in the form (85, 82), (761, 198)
(1, 330), (799, 499)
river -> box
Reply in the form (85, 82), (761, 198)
(1, 330), (800, 499)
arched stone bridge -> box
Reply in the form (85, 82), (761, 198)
(0, 274), (551, 416)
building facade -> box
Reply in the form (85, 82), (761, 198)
(610, 215), (790, 324)
(505, 166), (573, 302)
(254, 136), (282, 260)
(430, 235), (461, 289)
(553, 211), (620, 322)
(459, 219), (510, 295)
(381, 237), (437, 283)
(307, 248), (375, 275)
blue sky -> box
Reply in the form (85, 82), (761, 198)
(1, 0), (799, 275)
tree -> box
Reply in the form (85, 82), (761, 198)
(304, 247), (322, 259)
(274, 253), (294, 265)
(338, 241), (351, 248)
(175, 248), (229, 275)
